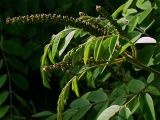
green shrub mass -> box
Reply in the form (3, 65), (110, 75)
(1, 0), (160, 120)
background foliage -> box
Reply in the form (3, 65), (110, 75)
(1, 0), (160, 120)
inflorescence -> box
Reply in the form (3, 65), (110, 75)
(41, 57), (124, 72)
(6, 14), (107, 36)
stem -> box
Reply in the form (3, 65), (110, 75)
(124, 52), (160, 75)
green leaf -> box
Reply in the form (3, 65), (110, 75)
(71, 104), (92, 120)
(41, 71), (50, 89)
(145, 86), (160, 96)
(0, 91), (9, 106)
(11, 74), (29, 91)
(8, 57), (27, 74)
(111, 98), (127, 106)
(118, 107), (133, 120)
(57, 78), (73, 120)
(0, 59), (3, 69)
(136, 0), (152, 10)
(154, 53), (160, 64)
(128, 97), (140, 113)
(125, 8), (138, 16)
(71, 76), (79, 97)
(128, 79), (145, 93)
(69, 98), (90, 108)
(86, 90), (108, 103)
(138, 8), (152, 24)
(32, 111), (54, 118)
(84, 41), (91, 64)
(46, 114), (57, 120)
(14, 93), (30, 110)
(0, 105), (10, 119)
(95, 39), (103, 61)
(63, 108), (77, 120)
(72, 45), (84, 65)
(138, 45), (154, 65)
(112, 4), (125, 19)
(86, 71), (95, 88)
(110, 85), (127, 98)
(59, 30), (76, 56)
(94, 39), (102, 60)
(51, 34), (62, 59)
(138, 93), (156, 120)
(97, 105), (120, 120)
(109, 35), (119, 59)
(123, 0), (133, 15)
(128, 31), (142, 43)
(128, 15), (139, 32)
(2, 40), (29, 57)
(102, 37), (111, 50)
(48, 47), (55, 64)
(52, 28), (75, 59)
(147, 73), (154, 83)
(0, 74), (7, 88)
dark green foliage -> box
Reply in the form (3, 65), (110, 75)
(1, 0), (160, 120)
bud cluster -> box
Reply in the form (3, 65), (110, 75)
(6, 14), (107, 36)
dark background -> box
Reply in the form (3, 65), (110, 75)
(0, 0), (125, 119)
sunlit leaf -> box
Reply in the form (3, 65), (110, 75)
(86, 71), (95, 88)
(57, 78), (73, 120)
(128, 15), (139, 32)
(97, 105), (120, 120)
(109, 35), (119, 59)
(112, 4), (125, 19)
(59, 30), (76, 56)
(138, 8), (152, 24)
(71, 76), (79, 97)
(48, 47), (55, 64)
(136, 0), (152, 10)
(138, 93), (156, 120)
(52, 28), (75, 59)
(95, 38), (103, 61)
(72, 45), (84, 65)
(123, 0), (133, 15)
(125, 8), (138, 16)
(84, 41), (91, 64)
(94, 39), (102, 60)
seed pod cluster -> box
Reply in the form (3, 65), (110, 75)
(6, 14), (107, 36)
